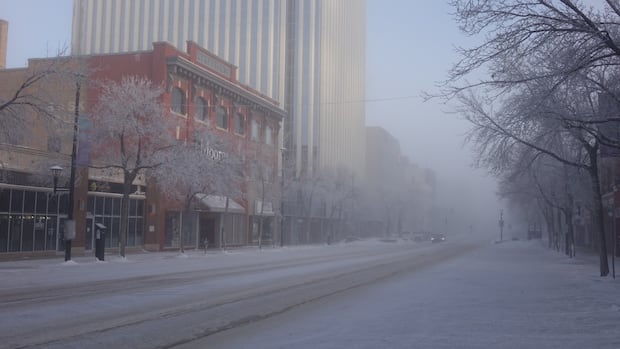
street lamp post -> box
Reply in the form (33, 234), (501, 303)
(49, 80), (80, 262)
(612, 185), (617, 279)
(50, 163), (75, 262)
(499, 209), (505, 242)
(279, 147), (287, 247)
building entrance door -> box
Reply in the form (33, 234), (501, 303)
(199, 215), (216, 248)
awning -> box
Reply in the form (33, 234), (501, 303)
(254, 200), (275, 216)
(195, 194), (245, 214)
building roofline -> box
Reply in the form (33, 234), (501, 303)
(168, 55), (286, 119)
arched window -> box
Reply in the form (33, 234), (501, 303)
(251, 119), (261, 141)
(265, 125), (273, 145)
(171, 87), (185, 115)
(216, 105), (228, 130)
(195, 97), (208, 123)
(234, 112), (245, 135)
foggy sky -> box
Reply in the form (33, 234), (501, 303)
(366, 0), (502, 236)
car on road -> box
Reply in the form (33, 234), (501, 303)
(431, 233), (446, 243)
(412, 232), (432, 242)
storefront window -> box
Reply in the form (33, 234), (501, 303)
(0, 188), (147, 254)
(86, 195), (145, 250)
(24, 191), (36, 213)
(34, 215), (46, 251)
(9, 215), (22, 252)
(11, 190), (24, 213)
(0, 214), (8, 252)
(95, 196), (104, 215)
(128, 217), (136, 246)
(104, 197), (112, 215)
(136, 218), (144, 245)
(21, 216), (34, 252)
(46, 216), (57, 251)
(0, 190), (10, 212)
(36, 192), (47, 214)
(111, 197), (118, 215)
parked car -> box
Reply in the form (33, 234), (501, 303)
(431, 233), (446, 243)
(412, 232), (432, 242)
(527, 228), (542, 240)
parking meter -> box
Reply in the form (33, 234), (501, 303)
(95, 223), (107, 261)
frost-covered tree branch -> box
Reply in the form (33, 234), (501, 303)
(90, 76), (179, 257)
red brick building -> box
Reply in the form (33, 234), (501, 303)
(86, 41), (285, 252)
(0, 41), (285, 257)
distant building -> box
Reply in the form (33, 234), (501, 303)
(0, 19), (8, 69)
(364, 126), (435, 237)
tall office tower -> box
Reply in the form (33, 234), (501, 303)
(72, 0), (366, 179)
(0, 19), (8, 69)
(284, 0), (366, 178)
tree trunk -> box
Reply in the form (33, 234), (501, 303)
(588, 158), (610, 276)
(543, 205), (554, 249)
(555, 207), (563, 252)
(119, 179), (132, 258)
(220, 196), (229, 250)
(563, 168), (576, 258)
(258, 179), (266, 249)
(565, 209), (575, 258)
(179, 211), (185, 254)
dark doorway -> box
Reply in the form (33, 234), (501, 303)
(199, 215), (216, 248)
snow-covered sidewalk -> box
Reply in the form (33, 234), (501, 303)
(0, 238), (424, 290)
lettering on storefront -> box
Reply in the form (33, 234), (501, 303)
(200, 143), (227, 161)
(89, 181), (111, 192)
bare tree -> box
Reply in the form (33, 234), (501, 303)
(293, 172), (324, 244)
(90, 76), (179, 257)
(457, 74), (610, 274)
(251, 162), (276, 249)
(151, 128), (242, 252)
(443, 0), (620, 276)
(1, 57), (66, 139)
(319, 168), (356, 244)
(0, 55), (89, 174)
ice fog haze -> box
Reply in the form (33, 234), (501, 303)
(366, 0), (501, 237)
(0, 0), (503, 240)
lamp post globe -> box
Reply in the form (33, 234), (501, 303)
(49, 165), (63, 194)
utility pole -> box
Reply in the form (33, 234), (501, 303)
(499, 209), (504, 242)
(279, 147), (286, 247)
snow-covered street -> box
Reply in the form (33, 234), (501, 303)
(202, 239), (620, 349)
(1, 237), (619, 348)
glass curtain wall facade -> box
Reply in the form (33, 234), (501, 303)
(0, 185), (66, 253)
(164, 210), (247, 249)
(86, 194), (145, 250)
(285, 0), (366, 177)
(0, 188), (146, 254)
